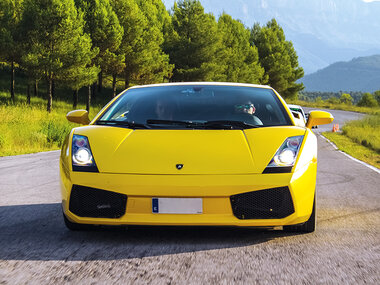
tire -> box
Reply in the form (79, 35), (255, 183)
(284, 195), (316, 233)
(63, 213), (94, 231)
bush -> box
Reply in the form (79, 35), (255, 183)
(374, 90), (380, 105)
(315, 96), (323, 103)
(357, 93), (378, 107)
(327, 97), (340, 104)
(41, 120), (73, 147)
(340, 93), (353, 105)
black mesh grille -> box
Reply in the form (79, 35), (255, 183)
(230, 187), (294, 219)
(69, 185), (127, 218)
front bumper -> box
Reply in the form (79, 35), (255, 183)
(60, 161), (316, 227)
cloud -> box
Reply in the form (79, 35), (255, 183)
(362, 0), (380, 2)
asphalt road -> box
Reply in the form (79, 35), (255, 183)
(0, 109), (379, 284)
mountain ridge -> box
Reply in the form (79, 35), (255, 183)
(300, 55), (380, 92)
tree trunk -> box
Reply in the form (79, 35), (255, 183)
(34, 80), (38, 97)
(92, 82), (97, 101)
(52, 79), (55, 98)
(10, 61), (15, 103)
(27, 84), (30, 105)
(112, 74), (117, 97)
(98, 71), (102, 93)
(86, 85), (91, 112)
(73, 89), (78, 109)
(125, 68), (130, 89)
(47, 78), (52, 113)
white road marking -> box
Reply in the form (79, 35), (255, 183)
(320, 134), (380, 175)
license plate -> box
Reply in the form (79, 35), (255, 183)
(152, 198), (203, 214)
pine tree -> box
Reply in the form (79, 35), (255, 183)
(250, 19), (304, 99)
(102, 50), (125, 97)
(135, 0), (173, 84)
(110, 0), (146, 88)
(75, 0), (123, 94)
(166, 0), (222, 81)
(21, 0), (98, 112)
(110, 0), (173, 88)
(0, 0), (23, 103)
(216, 14), (265, 84)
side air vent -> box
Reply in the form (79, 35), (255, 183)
(69, 185), (127, 218)
(230, 187), (294, 219)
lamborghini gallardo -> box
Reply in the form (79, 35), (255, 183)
(60, 83), (333, 233)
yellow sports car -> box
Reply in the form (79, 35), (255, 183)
(60, 83), (333, 233)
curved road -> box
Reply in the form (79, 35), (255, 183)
(0, 109), (379, 284)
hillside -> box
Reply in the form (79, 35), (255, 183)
(300, 55), (380, 92)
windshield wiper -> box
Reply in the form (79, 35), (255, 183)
(96, 120), (149, 129)
(146, 119), (201, 128)
(146, 119), (261, 129)
(203, 120), (261, 129)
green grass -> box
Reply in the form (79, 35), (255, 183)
(322, 113), (380, 169)
(0, 89), (105, 156)
(341, 115), (380, 153)
(0, 94), (104, 156)
(0, 66), (121, 156)
(323, 132), (380, 169)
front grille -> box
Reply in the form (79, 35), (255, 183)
(230, 187), (294, 219)
(69, 185), (127, 218)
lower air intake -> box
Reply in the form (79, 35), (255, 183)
(69, 185), (127, 218)
(230, 187), (294, 219)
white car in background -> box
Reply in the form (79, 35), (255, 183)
(288, 104), (307, 126)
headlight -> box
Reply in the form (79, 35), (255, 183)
(263, 136), (304, 173)
(73, 148), (92, 164)
(72, 135), (98, 172)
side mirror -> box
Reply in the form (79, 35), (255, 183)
(66, 110), (90, 125)
(306, 111), (334, 129)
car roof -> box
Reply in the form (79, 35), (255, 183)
(128, 82), (273, 90)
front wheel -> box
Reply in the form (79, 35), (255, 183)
(284, 195), (316, 233)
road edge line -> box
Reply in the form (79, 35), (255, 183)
(320, 134), (380, 175)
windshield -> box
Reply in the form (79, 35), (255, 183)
(97, 85), (292, 129)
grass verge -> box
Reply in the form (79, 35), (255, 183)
(323, 132), (380, 169)
(0, 92), (103, 156)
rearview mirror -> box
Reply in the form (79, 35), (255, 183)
(66, 110), (90, 125)
(306, 111), (333, 129)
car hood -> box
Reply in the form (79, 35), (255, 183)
(74, 126), (306, 174)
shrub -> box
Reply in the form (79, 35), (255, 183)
(315, 96), (323, 103)
(357, 93), (378, 107)
(327, 97), (340, 104)
(374, 90), (380, 105)
(340, 93), (353, 105)
(41, 120), (73, 147)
